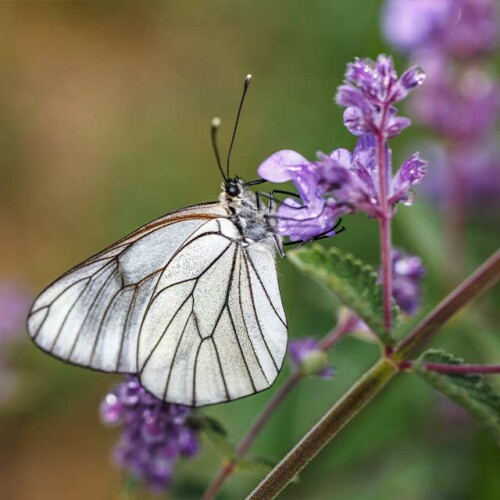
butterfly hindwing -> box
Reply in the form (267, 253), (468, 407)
(138, 218), (288, 406)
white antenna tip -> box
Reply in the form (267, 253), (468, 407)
(212, 117), (221, 127)
(246, 74), (252, 81)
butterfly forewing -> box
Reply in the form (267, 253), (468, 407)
(27, 203), (225, 372)
(27, 202), (288, 406)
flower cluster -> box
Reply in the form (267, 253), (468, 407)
(258, 56), (426, 242)
(382, 0), (500, 213)
(335, 55), (425, 138)
(0, 282), (30, 404)
(100, 376), (200, 493)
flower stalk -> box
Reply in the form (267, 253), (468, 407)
(375, 108), (393, 332)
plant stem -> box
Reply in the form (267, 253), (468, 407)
(395, 249), (500, 360)
(248, 358), (398, 499)
(376, 114), (393, 332)
(202, 317), (354, 500)
(247, 250), (500, 499)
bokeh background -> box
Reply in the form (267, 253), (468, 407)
(0, 1), (499, 499)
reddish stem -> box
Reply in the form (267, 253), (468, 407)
(375, 111), (393, 332)
(400, 360), (500, 375)
(202, 317), (354, 500)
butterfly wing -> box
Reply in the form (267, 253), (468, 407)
(28, 204), (288, 407)
(27, 203), (227, 373)
(138, 217), (288, 406)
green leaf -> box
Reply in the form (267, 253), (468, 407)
(190, 414), (236, 460)
(414, 349), (500, 444)
(290, 245), (396, 345)
(235, 456), (276, 475)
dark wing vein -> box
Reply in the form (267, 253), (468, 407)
(139, 240), (234, 373)
(162, 301), (194, 401)
(246, 253), (287, 327)
(66, 263), (119, 360)
(116, 286), (138, 371)
(226, 303), (257, 392)
(242, 251), (280, 370)
(237, 251), (269, 382)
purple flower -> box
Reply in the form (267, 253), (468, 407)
(319, 135), (426, 215)
(100, 376), (200, 493)
(383, 0), (497, 57)
(257, 151), (346, 242)
(335, 55), (425, 138)
(0, 282), (30, 404)
(289, 339), (334, 378)
(258, 135), (426, 234)
(389, 249), (425, 315)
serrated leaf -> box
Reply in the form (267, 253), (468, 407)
(414, 349), (500, 444)
(290, 245), (396, 345)
(190, 414), (236, 460)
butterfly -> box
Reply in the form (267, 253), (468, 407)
(27, 75), (289, 407)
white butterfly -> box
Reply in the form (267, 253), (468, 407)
(27, 76), (288, 407)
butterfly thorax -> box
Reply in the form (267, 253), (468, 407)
(219, 178), (278, 247)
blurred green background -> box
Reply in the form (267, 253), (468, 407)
(0, 2), (498, 499)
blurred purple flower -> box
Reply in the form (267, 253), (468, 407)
(0, 282), (30, 404)
(335, 55), (424, 138)
(289, 339), (334, 378)
(100, 376), (200, 493)
(410, 63), (498, 141)
(383, 0), (497, 57)
(420, 142), (500, 211)
(0, 283), (30, 342)
(389, 249), (425, 315)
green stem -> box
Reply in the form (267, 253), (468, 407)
(246, 249), (500, 499)
(247, 358), (398, 499)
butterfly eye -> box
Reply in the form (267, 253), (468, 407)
(226, 183), (240, 197)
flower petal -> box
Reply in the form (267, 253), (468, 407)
(257, 150), (309, 183)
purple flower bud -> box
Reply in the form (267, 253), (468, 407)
(391, 249), (426, 315)
(100, 376), (200, 493)
(385, 116), (412, 138)
(100, 393), (123, 425)
(390, 153), (427, 205)
(289, 338), (334, 379)
(343, 106), (372, 136)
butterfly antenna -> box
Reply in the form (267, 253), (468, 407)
(226, 74), (252, 179)
(211, 117), (227, 182)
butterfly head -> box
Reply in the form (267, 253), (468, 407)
(224, 177), (245, 200)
